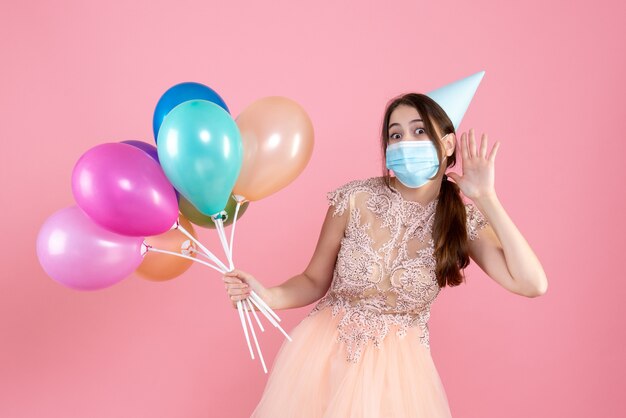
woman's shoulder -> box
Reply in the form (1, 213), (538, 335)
(327, 175), (384, 196)
(325, 175), (385, 216)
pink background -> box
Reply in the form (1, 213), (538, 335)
(1, 0), (624, 417)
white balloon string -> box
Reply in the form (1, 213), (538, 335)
(237, 299), (255, 360)
(250, 290), (281, 322)
(229, 200), (243, 261)
(247, 293), (292, 341)
(189, 248), (215, 261)
(212, 216), (234, 271)
(143, 244), (226, 274)
(175, 221), (229, 272)
(243, 298), (267, 374)
(245, 297), (265, 332)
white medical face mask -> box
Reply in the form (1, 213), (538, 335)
(385, 134), (448, 188)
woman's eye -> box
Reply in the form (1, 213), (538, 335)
(416, 128), (425, 135)
(390, 133), (400, 139)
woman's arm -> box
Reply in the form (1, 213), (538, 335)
(469, 193), (548, 298)
(268, 205), (348, 310)
(447, 128), (548, 298)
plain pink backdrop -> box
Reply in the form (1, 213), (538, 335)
(1, 0), (624, 417)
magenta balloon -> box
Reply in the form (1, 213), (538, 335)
(36, 206), (144, 291)
(72, 142), (179, 236)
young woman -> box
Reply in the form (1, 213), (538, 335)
(223, 93), (548, 417)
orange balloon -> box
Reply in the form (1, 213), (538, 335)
(136, 214), (198, 281)
(232, 96), (314, 201)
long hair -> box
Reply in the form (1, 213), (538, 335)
(380, 93), (471, 288)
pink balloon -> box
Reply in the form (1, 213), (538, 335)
(36, 206), (144, 291)
(72, 142), (179, 236)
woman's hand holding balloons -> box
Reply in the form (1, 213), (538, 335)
(37, 82), (310, 374)
(223, 269), (275, 310)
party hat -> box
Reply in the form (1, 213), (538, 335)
(426, 70), (485, 131)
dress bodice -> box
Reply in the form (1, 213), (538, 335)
(307, 176), (489, 363)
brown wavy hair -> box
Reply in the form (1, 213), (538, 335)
(380, 93), (471, 288)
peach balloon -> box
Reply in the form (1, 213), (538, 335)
(232, 96), (314, 201)
(135, 214), (198, 282)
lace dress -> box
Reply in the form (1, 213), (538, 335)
(250, 176), (489, 418)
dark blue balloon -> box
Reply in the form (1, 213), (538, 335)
(152, 82), (230, 143)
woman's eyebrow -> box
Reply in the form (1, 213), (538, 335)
(389, 119), (423, 129)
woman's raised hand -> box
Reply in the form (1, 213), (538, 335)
(446, 128), (500, 201)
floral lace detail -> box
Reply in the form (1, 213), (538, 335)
(465, 202), (490, 240)
(310, 176), (491, 363)
(308, 292), (433, 363)
(326, 178), (375, 218)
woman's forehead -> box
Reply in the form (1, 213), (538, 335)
(389, 105), (422, 126)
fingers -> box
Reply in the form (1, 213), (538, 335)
(224, 268), (253, 281)
(222, 270), (249, 284)
(463, 129), (493, 160)
(226, 282), (248, 290)
(224, 277), (250, 303)
(489, 140), (501, 163)
(480, 132), (488, 158)
(222, 276), (243, 284)
(225, 282), (249, 294)
(225, 268), (246, 276)
(229, 292), (250, 307)
(229, 288), (250, 298)
(468, 128), (477, 158)
(223, 268), (258, 308)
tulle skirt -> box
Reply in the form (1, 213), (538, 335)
(250, 306), (453, 418)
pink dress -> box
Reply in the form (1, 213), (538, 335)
(251, 176), (489, 418)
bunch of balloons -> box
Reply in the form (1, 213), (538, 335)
(36, 82), (315, 373)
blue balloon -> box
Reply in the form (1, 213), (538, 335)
(152, 82), (230, 142)
(157, 100), (243, 217)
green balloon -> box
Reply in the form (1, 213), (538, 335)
(179, 194), (249, 229)
(157, 100), (243, 216)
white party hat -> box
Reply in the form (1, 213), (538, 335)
(426, 70), (485, 131)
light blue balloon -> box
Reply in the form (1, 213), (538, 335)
(157, 100), (243, 217)
(152, 82), (230, 143)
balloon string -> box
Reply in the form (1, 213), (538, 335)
(189, 247), (231, 269)
(142, 243), (226, 274)
(242, 297), (267, 373)
(190, 247), (231, 268)
(175, 220), (229, 272)
(229, 200), (243, 262)
(189, 247), (213, 260)
(213, 217), (234, 271)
